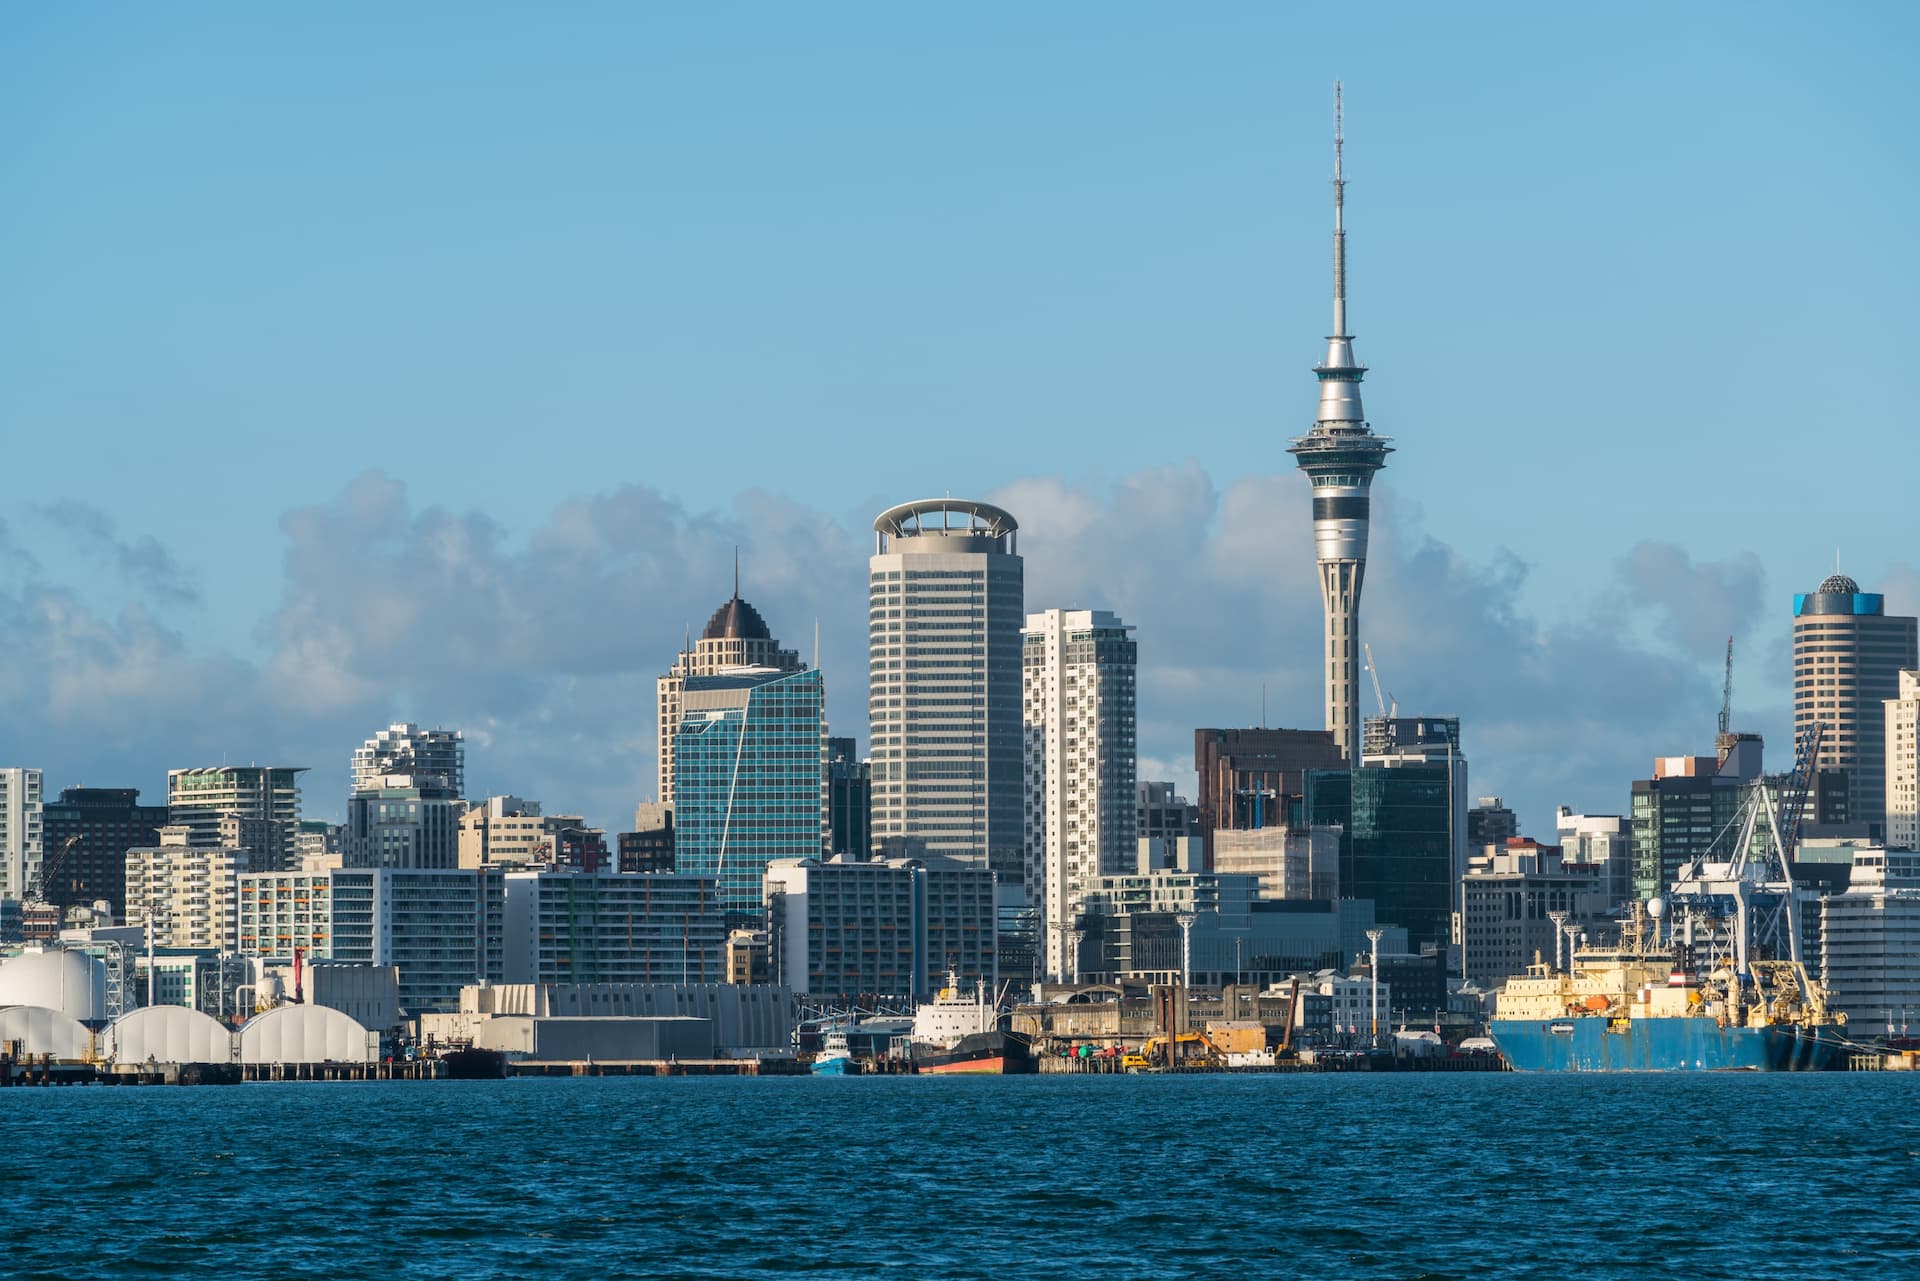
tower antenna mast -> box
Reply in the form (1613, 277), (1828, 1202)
(1332, 81), (1347, 338)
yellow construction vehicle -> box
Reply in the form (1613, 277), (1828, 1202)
(1141, 1030), (1224, 1069)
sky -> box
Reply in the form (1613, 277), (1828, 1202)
(2, 5), (1916, 836)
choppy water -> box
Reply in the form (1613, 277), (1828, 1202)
(4, 1074), (1917, 1278)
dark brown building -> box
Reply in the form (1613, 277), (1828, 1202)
(40, 786), (169, 918)
(1193, 728), (1344, 865)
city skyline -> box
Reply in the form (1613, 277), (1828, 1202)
(3, 9), (1917, 836)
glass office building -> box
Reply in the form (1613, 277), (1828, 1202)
(1305, 764), (1457, 951)
(673, 666), (828, 924)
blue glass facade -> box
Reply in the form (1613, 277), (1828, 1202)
(674, 668), (827, 923)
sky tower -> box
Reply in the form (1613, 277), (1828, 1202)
(1287, 83), (1393, 764)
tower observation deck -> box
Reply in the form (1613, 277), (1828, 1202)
(1286, 84), (1393, 764)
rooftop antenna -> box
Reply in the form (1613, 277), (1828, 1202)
(1332, 80), (1347, 338)
(813, 618), (820, 672)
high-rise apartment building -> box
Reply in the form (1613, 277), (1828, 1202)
(673, 666), (827, 923)
(1889, 671), (1920, 851)
(1022, 608), (1137, 981)
(40, 786), (169, 917)
(1287, 89), (1394, 764)
(1793, 575), (1919, 837)
(352, 723), (464, 794)
(1820, 848), (1920, 1039)
(498, 870), (726, 985)
(656, 580), (802, 809)
(167, 766), (304, 868)
(868, 499), (1024, 881)
(0, 768), (45, 903)
(124, 828), (250, 951)
(345, 783), (462, 870)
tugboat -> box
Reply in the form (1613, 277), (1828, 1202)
(909, 972), (1035, 1075)
(810, 1027), (854, 1076)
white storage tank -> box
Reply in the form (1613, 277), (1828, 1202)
(237, 1004), (377, 1064)
(107, 1006), (234, 1065)
(0, 947), (109, 1025)
(0, 1005), (93, 1061)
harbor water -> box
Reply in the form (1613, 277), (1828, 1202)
(5, 1073), (1917, 1278)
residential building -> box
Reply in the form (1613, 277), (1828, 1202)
(0, 767), (44, 903)
(763, 854), (996, 1003)
(459, 796), (551, 868)
(1820, 848), (1920, 1040)
(673, 665), (827, 923)
(1193, 729), (1344, 864)
(166, 766), (304, 867)
(328, 868), (485, 1014)
(38, 786), (166, 917)
(352, 722), (464, 795)
(1793, 574), (1919, 838)
(867, 499), (1024, 884)
(656, 578), (803, 808)
(237, 870), (333, 965)
(498, 870), (726, 986)
(1285, 97), (1394, 764)
(1023, 608), (1137, 981)
(1460, 838), (1615, 985)
(827, 737), (871, 860)
(345, 782), (462, 870)
(124, 829), (250, 952)
(1888, 671), (1920, 851)
(618, 803), (675, 873)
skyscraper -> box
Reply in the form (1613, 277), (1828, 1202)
(656, 571), (803, 809)
(166, 766), (303, 869)
(1885, 670), (1920, 851)
(672, 665), (827, 923)
(1022, 608), (1138, 981)
(0, 767), (44, 903)
(1287, 86), (1393, 764)
(868, 499), (1024, 881)
(1792, 574), (1919, 837)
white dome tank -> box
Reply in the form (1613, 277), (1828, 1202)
(0, 947), (109, 1024)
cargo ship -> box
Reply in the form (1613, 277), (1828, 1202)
(909, 971), (1035, 1075)
(1490, 903), (1848, 1072)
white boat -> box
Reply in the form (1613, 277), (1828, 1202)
(811, 1027), (852, 1076)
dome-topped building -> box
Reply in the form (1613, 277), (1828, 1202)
(656, 559), (804, 809)
(1792, 570), (1919, 835)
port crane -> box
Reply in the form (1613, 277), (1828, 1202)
(1669, 721), (1825, 983)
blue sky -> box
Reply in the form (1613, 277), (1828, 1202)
(2, 5), (1916, 833)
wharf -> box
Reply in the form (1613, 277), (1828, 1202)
(1, 1057), (446, 1086)
(1038, 1053), (1508, 1075)
(506, 1057), (807, 1077)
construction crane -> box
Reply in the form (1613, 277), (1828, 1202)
(1718, 635), (1735, 738)
(25, 835), (83, 910)
(1362, 643), (1396, 719)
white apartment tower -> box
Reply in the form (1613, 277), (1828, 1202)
(352, 723), (464, 793)
(868, 500), (1024, 883)
(0, 767), (44, 902)
(1889, 670), (1920, 851)
(655, 568), (802, 809)
(1022, 608), (1137, 981)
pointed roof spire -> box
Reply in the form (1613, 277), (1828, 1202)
(733, 544), (740, 600)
